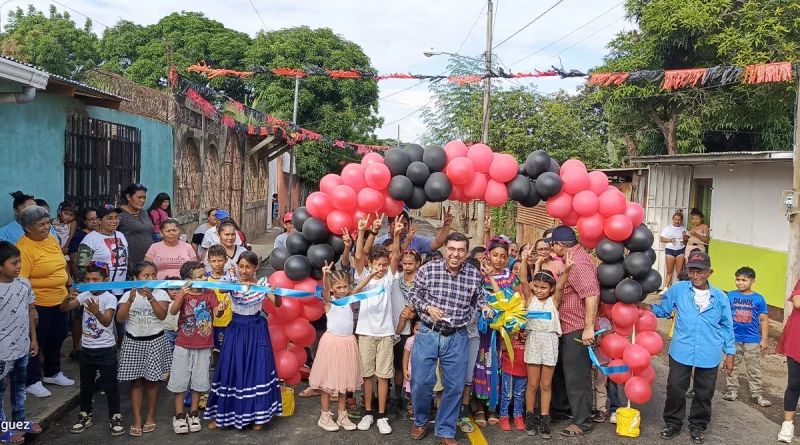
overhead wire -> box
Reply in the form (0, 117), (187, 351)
(248, 0), (268, 31)
(491, 0), (565, 50)
(50, 0), (110, 28)
(523, 15), (626, 72)
(456, 2), (488, 54)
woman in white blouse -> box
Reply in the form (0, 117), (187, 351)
(659, 209), (688, 292)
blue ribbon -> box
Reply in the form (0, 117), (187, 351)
(588, 328), (630, 375)
(527, 311), (552, 320)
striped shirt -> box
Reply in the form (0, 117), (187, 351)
(559, 246), (600, 334)
(408, 259), (487, 329)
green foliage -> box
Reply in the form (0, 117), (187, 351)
(420, 57), (486, 144)
(489, 202), (517, 238)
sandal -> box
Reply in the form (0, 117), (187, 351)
(129, 426), (143, 437)
(142, 423), (156, 433)
(299, 388), (320, 398)
(487, 412), (499, 425)
(0, 431), (25, 444)
(17, 421), (41, 435)
(251, 424), (264, 431)
(560, 425), (585, 437)
(474, 411), (487, 427)
(458, 417), (475, 433)
(207, 421), (218, 430)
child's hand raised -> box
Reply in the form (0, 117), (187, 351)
(372, 213), (384, 232)
(341, 228), (352, 249)
(84, 297), (100, 316)
(321, 261), (334, 275)
(357, 213), (370, 231)
(393, 215), (404, 236)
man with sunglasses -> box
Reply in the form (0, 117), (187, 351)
(639, 251), (735, 444)
(374, 209), (453, 256)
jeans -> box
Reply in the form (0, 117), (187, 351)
(411, 324), (469, 439)
(499, 372), (526, 418)
(0, 356), (29, 423)
(726, 342), (763, 396)
(663, 356), (718, 431)
(551, 329), (593, 431)
(27, 305), (68, 386)
(165, 330), (178, 349)
(608, 380), (621, 412)
(80, 347), (120, 416)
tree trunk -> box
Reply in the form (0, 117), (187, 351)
(649, 109), (679, 155)
(623, 134), (638, 158)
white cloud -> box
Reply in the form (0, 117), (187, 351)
(10, 0), (631, 141)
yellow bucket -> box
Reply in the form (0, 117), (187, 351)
(280, 386), (295, 417)
(615, 407), (641, 438)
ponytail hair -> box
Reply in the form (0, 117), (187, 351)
(531, 269), (557, 287)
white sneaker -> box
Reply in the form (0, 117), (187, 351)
(337, 411), (357, 431)
(609, 412), (617, 424)
(172, 415), (189, 434)
(42, 372), (75, 386)
(778, 421), (794, 443)
(318, 411), (340, 432)
(188, 414), (202, 433)
(26, 382), (52, 398)
(357, 414), (374, 431)
(376, 417), (392, 435)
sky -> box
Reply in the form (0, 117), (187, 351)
(7, 0), (632, 142)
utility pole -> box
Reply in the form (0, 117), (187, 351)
(476, 0), (493, 245)
(785, 74), (800, 324)
(397, 125), (401, 147)
(287, 75), (300, 212)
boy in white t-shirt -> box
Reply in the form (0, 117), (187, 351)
(353, 214), (401, 435)
(60, 261), (123, 436)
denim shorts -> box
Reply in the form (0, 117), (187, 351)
(665, 247), (685, 257)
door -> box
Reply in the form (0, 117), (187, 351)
(691, 179), (713, 227)
(644, 165), (693, 283)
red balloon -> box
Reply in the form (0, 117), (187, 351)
(275, 349), (300, 379)
(622, 344), (652, 372)
(382, 195), (405, 217)
(269, 324), (288, 351)
(600, 333), (631, 360)
(467, 143), (494, 174)
(546, 191), (573, 219)
(263, 297), (278, 316)
(285, 318), (317, 348)
(483, 179), (509, 207)
(277, 297), (302, 321)
(612, 303), (639, 327)
(358, 187), (384, 213)
(462, 172), (488, 200)
(449, 184), (466, 202)
(573, 190), (599, 217)
(443, 140), (468, 165)
(326, 210), (353, 234)
(580, 236), (601, 249)
(561, 168), (590, 195)
(607, 359), (632, 384)
(488, 153), (519, 183)
(364, 163), (392, 190)
(446, 157), (476, 185)
(602, 302), (615, 319)
(268, 270), (295, 290)
(287, 343), (308, 367)
(320, 174), (343, 196)
(301, 298), (325, 321)
(331, 185), (358, 212)
(614, 322), (633, 336)
(624, 376), (652, 404)
(341, 164), (367, 193)
(561, 210), (580, 227)
(561, 159), (587, 172)
(577, 213), (606, 239)
(635, 311), (658, 332)
(361, 152), (384, 167)
(306, 192), (335, 219)
(604, 214), (634, 242)
(598, 189), (628, 218)
(284, 372), (302, 386)
(587, 171), (609, 196)
(634, 366), (656, 384)
(293, 277), (319, 294)
(635, 330), (664, 356)
(624, 202), (646, 226)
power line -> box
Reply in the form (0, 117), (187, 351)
(50, 0), (110, 28)
(248, 0), (267, 31)
(380, 96), (437, 128)
(456, 3), (487, 54)
(523, 15), (625, 72)
(492, 0), (565, 50)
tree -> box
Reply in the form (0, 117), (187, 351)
(420, 56), (485, 145)
(0, 5), (100, 78)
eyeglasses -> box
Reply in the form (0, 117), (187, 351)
(404, 249), (419, 255)
(88, 261), (110, 274)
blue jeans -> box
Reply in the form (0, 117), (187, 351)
(0, 356), (29, 423)
(608, 380), (621, 412)
(500, 372), (527, 418)
(411, 324), (469, 439)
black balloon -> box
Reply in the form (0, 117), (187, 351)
(423, 145), (447, 172)
(384, 148), (411, 177)
(623, 252), (653, 279)
(286, 231), (311, 255)
(600, 287), (618, 304)
(388, 175), (414, 201)
(636, 269), (663, 295)
(624, 225), (655, 252)
(534, 172), (563, 199)
(519, 183), (541, 208)
(307, 244), (335, 270)
(644, 248), (657, 264)
(310, 268), (324, 280)
(525, 150), (551, 179)
(597, 262), (626, 287)
(518, 164), (527, 175)
(406, 161), (431, 186)
(301, 217), (330, 244)
(405, 186), (428, 209)
(291, 207), (311, 231)
(268, 247), (291, 271)
(327, 234), (346, 256)
(615, 279), (643, 304)
(507, 174), (532, 202)
(284, 255), (312, 281)
(548, 158), (561, 176)
(424, 172), (452, 202)
(596, 238), (625, 263)
(404, 143), (425, 163)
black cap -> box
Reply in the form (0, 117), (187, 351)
(685, 250), (711, 270)
(96, 204), (122, 219)
(545, 226), (577, 244)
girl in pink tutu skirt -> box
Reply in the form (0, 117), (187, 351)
(309, 261), (380, 432)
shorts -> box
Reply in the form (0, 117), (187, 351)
(213, 326), (226, 352)
(524, 331), (559, 367)
(358, 335), (394, 379)
(466, 336), (480, 385)
(665, 248), (685, 257)
(166, 346), (212, 393)
(165, 330), (178, 349)
(393, 334), (411, 371)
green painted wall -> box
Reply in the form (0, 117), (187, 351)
(708, 239), (787, 308)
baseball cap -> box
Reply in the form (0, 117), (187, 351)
(214, 209), (230, 220)
(685, 250), (711, 270)
(283, 212), (293, 223)
(96, 204), (122, 219)
(545, 226), (577, 244)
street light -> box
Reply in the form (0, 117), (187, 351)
(423, 50), (484, 62)
(0, 0), (15, 34)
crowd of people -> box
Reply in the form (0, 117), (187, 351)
(0, 190), (797, 445)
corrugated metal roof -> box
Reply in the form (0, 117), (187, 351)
(630, 151), (792, 165)
(0, 55), (128, 102)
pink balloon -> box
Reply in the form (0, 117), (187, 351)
(624, 202), (646, 226)
(301, 298), (325, 321)
(285, 318), (316, 348)
(614, 322), (633, 336)
(580, 235), (601, 249)
(635, 330), (664, 356)
(382, 195), (404, 217)
(268, 271), (295, 290)
(467, 143), (494, 174)
(546, 191), (574, 219)
(269, 323), (288, 351)
(330, 185), (357, 212)
(603, 302), (615, 320)
(607, 359), (632, 384)
(622, 344), (652, 372)
(488, 153), (519, 183)
(624, 376), (652, 404)
(561, 211), (580, 227)
(561, 168), (590, 195)
(287, 344), (308, 368)
(350, 209), (374, 233)
(449, 184), (466, 202)
(604, 214), (634, 242)
(306, 192), (334, 219)
(320, 174), (343, 196)
(573, 190), (600, 217)
(577, 213), (606, 239)
(361, 152), (384, 167)
(634, 366), (656, 384)
(483, 179), (509, 207)
(277, 297), (302, 321)
(293, 278), (319, 294)
(446, 157), (476, 185)
(443, 140), (468, 165)
(587, 171), (609, 196)
(462, 172), (488, 200)
(364, 163), (391, 190)
(635, 311), (658, 332)
(358, 188), (384, 213)
(598, 189), (628, 218)
(341, 164), (367, 192)
(326, 210), (352, 234)
(561, 159), (587, 172)
(284, 372), (302, 386)
(263, 297), (278, 316)
(600, 333), (631, 360)
(612, 303), (639, 327)
(275, 349), (300, 380)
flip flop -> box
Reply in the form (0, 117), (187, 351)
(207, 421), (218, 430)
(560, 425), (585, 437)
(299, 388), (320, 398)
(251, 424), (264, 431)
(458, 417), (475, 433)
(142, 424), (156, 433)
(0, 431), (24, 444)
(487, 412), (499, 425)
(474, 411), (487, 427)
(17, 422), (41, 435)
(129, 426), (142, 437)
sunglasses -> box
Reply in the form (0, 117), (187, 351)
(404, 249), (419, 255)
(88, 261), (110, 274)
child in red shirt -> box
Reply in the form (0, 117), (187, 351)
(499, 332), (527, 431)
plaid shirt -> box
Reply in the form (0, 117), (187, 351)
(559, 246), (600, 334)
(408, 259), (487, 329)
